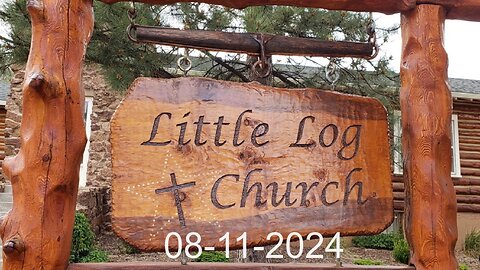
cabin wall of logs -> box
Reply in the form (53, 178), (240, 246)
(393, 97), (480, 214)
(0, 106), (6, 184)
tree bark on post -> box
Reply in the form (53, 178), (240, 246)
(0, 0), (94, 269)
(400, 4), (458, 270)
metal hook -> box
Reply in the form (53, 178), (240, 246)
(126, 2), (138, 42)
(252, 34), (272, 78)
(325, 60), (340, 90)
(367, 43), (380, 60)
(252, 60), (272, 78)
(365, 12), (379, 60)
(126, 24), (138, 42)
(177, 48), (192, 76)
(177, 56), (192, 74)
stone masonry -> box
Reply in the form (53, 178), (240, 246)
(4, 63), (124, 233)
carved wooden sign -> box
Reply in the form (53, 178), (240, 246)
(111, 77), (393, 251)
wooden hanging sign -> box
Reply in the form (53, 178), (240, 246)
(111, 77), (393, 251)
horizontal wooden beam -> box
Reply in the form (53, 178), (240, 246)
(69, 263), (416, 270)
(100, 0), (415, 14)
(98, 0), (480, 21)
(422, 0), (480, 21)
(133, 26), (375, 58)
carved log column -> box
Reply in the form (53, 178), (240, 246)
(0, 0), (94, 269)
(400, 4), (458, 270)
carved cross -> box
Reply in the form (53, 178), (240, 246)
(155, 173), (196, 227)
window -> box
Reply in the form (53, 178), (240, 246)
(384, 212), (403, 233)
(393, 111), (461, 178)
(79, 97), (93, 187)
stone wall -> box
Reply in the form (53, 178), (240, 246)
(4, 65), (23, 158)
(77, 186), (112, 234)
(82, 65), (123, 188)
(4, 63), (123, 232)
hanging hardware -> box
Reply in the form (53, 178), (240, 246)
(177, 48), (192, 76)
(325, 59), (340, 90)
(366, 12), (379, 60)
(177, 22), (193, 76)
(126, 9), (379, 82)
(127, 2), (138, 42)
(252, 34), (272, 78)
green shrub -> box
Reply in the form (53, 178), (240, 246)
(79, 249), (109, 263)
(353, 259), (383, 265)
(393, 238), (410, 264)
(70, 212), (108, 263)
(195, 251), (229, 262)
(464, 229), (480, 258)
(352, 232), (401, 250)
(458, 263), (469, 270)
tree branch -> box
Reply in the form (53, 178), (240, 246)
(202, 50), (250, 82)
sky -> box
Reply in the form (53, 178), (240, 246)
(376, 14), (480, 80)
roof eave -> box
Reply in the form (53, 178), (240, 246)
(452, 92), (480, 100)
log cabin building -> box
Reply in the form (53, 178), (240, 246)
(1, 65), (479, 249)
(391, 78), (480, 247)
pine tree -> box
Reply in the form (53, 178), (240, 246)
(0, 0), (400, 108)
(0, 0), (176, 89)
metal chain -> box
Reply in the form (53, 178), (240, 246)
(366, 12), (379, 60)
(177, 20), (192, 76)
(325, 59), (340, 90)
(126, 2), (138, 42)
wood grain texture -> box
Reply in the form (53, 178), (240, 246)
(0, 0), (93, 269)
(98, 0), (480, 21)
(68, 262), (416, 270)
(422, 0), (480, 21)
(392, 98), (480, 215)
(400, 5), (458, 270)
(101, 0), (416, 14)
(134, 26), (375, 58)
(111, 77), (393, 251)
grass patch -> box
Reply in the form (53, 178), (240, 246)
(464, 229), (480, 258)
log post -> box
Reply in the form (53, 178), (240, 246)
(0, 0), (94, 269)
(400, 4), (458, 270)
